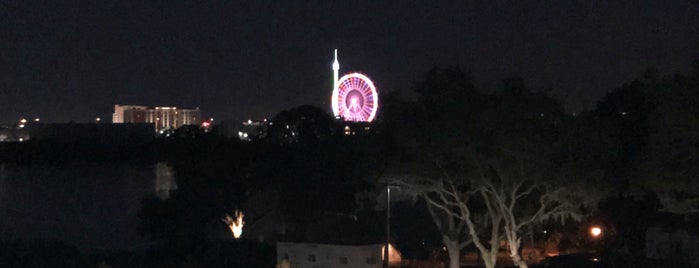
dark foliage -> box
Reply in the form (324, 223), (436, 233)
(0, 240), (88, 268)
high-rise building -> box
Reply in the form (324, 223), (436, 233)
(112, 105), (201, 133)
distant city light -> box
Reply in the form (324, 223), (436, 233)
(34, 118), (40, 122)
(19, 118), (27, 124)
(590, 226), (602, 237)
(95, 117), (101, 123)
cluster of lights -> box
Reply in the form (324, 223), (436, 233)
(343, 125), (371, 136)
(242, 118), (269, 125)
(344, 125), (353, 135)
(238, 118), (272, 141)
(201, 118), (214, 129)
(17, 118), (40, 128)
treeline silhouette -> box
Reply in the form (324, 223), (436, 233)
(1, 61), (698, 267)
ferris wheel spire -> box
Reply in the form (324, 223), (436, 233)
(332, 49), (339, 92)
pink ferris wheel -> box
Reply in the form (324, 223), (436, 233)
(331, 73), (379, 122)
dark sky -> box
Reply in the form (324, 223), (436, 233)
(1, 0), (697, 124)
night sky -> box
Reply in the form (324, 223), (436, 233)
(1, 0), (697, 124)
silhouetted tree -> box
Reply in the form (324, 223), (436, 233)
(267, 105), (336, 144)
(387, 76), (606, 268)
(634, 72), (699, 215)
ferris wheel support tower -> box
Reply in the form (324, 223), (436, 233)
(332, 49), (340, 92)
(331, 49), (340, 115)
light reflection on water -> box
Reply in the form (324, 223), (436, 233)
(0, 163), (6, 199)
(155, 162), (176, 200)
(0, 162), (173, 252)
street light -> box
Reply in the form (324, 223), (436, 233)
(590, 226), (602, 238)
(383, 184), (401, 268)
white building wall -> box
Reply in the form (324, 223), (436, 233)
(112, 105), (124, 123)
(277, 242), (382, 268)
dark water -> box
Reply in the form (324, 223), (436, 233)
(0, 162), (176, 252)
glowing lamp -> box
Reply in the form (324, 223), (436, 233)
(381, 243), (402, 265)
(590, 226), (602, 237)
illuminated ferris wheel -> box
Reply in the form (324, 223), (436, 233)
(332, 73), (379, 122)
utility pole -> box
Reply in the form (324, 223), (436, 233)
(383, 185), (390, 268)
